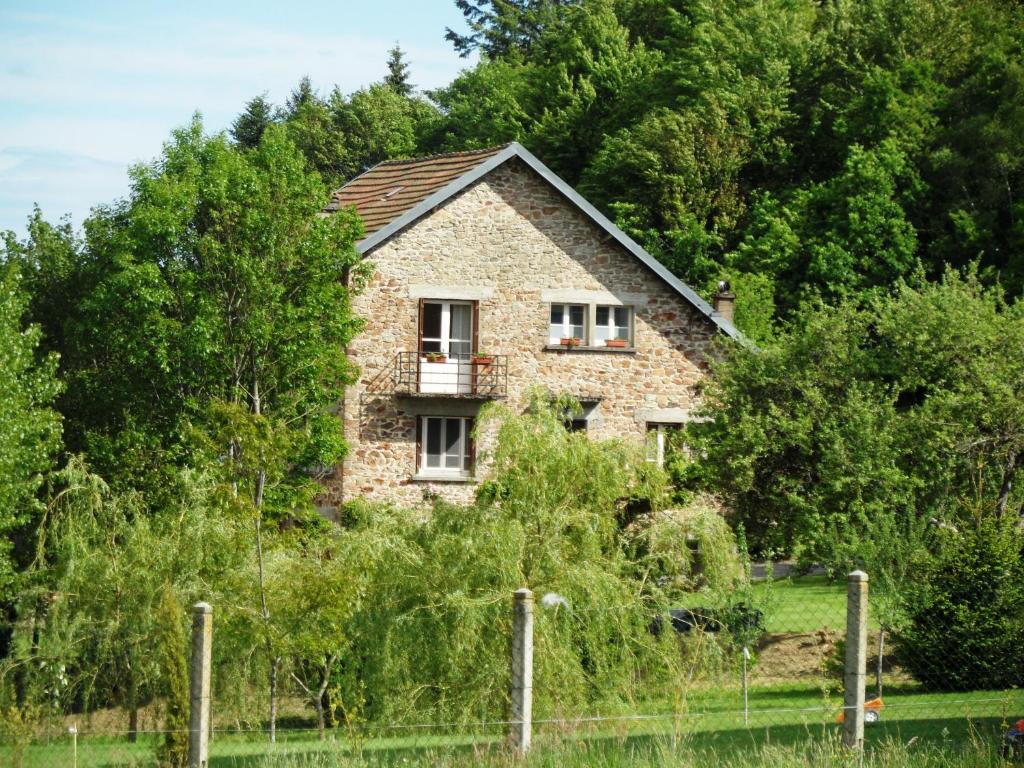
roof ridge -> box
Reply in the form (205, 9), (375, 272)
(371, 144), (511, 168)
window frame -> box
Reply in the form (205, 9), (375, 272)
(548, 303), (588, 345)
(417, 416), (474, 478)
(546, 302), (636, 349)
(645, 422), (680, 467)
(419, 300), (475, 359)
(594, 305), (633, 346)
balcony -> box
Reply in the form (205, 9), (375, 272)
(367, 352), (508, 399)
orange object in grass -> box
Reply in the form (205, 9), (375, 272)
(836, 697), (884, 723)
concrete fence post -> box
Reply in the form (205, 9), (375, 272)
(510, 588), (534, 754)
(188, 602), (213, 768)
(843, 571), (869, 751)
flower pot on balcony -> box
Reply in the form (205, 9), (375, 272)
(472, 355), (496, 366)
(560, 337), (582, 348)
(604, 338), (629, 348)
(423, 353), (448, 363)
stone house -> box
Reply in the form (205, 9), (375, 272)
(320, 142), (740, 512)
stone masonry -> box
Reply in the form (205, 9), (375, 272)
(320, 158), (720, 511)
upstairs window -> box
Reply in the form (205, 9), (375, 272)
(595, 305), (632, 346)
(549, 304), (586, 344)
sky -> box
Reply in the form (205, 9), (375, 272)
(0, 1), (474, 238)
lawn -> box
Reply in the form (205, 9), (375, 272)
(10, 684), (1021, 768)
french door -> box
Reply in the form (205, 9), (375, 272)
(419, 301), (474, 393)
(420, 301), (473, 359)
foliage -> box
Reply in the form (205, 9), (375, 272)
(232, 94), (276, 149)
(621, 494), (742, 599)
(0, 264), (62, 607)
(327, 396), (686, 723)
(154, 586), (188, 768)
(384, 44), (414, 97)
(893, 518), (1024, 692)
(8, 459), (251, 722)
(689, 269), (1024, 569)
(445, 0), (576, 58)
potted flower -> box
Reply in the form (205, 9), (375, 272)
(560, 337), (583, 348)
(472, 352), (496, 365)
(424, 351), (447, 363)
(604, 338), (629, 348)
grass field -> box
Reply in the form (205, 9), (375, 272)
(9, 683), (1021, 768)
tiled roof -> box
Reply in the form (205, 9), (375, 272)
(326, 141), (746, 344)
(326, 145), (509, 237)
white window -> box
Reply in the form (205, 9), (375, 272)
(419, 417), (473, 476)
(645, 423), (679, 467)
(595, 305), (632, 346)
(549, 304), (586, 344)
(421, 301), (473, 359)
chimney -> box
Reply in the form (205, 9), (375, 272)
(713, 280), (736, 325)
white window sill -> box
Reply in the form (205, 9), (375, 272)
(544, 344), (636, 354)
(411, 473), (475, 484)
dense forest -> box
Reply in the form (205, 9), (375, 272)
(1, 0), (1024, 749)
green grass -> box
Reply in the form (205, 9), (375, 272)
(753, 576), (849, 633)
(9, 685), (1022, 768)
(9, 725), (1013, 767)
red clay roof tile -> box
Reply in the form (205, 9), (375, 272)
(326, 145), (509, 236)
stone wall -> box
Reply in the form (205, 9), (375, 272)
(319, 158), (719, 511)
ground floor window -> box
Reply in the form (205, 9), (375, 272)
(418, 416), (473, 476)
(645, 422), (682, 467)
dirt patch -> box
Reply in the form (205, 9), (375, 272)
(752, 630), (908, 685)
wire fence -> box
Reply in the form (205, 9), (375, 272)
(3, 567), (1022, 767)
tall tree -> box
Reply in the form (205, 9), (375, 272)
(231, 94), (276, 149)
(284, 75), (318, 116)
(46, 118), (366, 736)
(445, 0), (576, 58)
(0, 263), (62, 610)
(384, 43), (414, 96)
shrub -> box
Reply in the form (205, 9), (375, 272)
(892, 518), (1024, 691)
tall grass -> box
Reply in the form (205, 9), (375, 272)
(248, 734), (1005, 768)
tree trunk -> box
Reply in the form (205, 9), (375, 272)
(875, 628), (885, 699)
(251, 374), (278, 743)
(996, 450), (1018, 519)
(315, 658), (334, 742)
(126, 668), (139, 744)
(269, 656), (279, 744)
(315, 695), (326, 742)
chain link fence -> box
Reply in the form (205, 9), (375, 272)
(3, 567), (1022, 767)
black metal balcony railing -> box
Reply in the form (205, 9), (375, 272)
(367, 352), (508, 398)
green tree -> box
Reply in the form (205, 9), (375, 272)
(39, 118), (366, 737)
(690, 269), (1024, 567)
(894, 518), (1024, 691)
(154, 586), (188, 767)
(445, 0), (576, 58)
(384, 43), (414, 97)
(231, 94), (276, 149)
(0, 264), (62, 609)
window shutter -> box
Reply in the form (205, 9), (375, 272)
(415, 416), (422, 473)
(467, 416), (476, 474)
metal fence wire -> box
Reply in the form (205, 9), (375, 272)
(3, 568), (1023, 767)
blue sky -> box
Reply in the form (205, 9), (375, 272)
(0, 1), (473, 237)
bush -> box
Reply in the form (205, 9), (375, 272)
(893, 518), (1024, 692)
